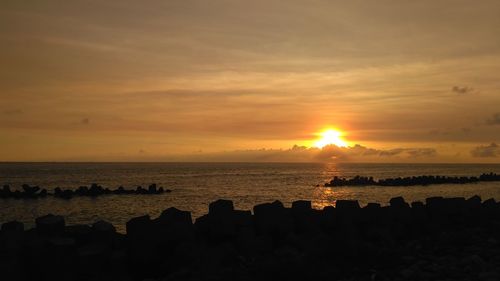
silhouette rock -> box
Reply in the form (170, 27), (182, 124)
(4, 195), (500, 280)
(155, 207), (194, 242)
(292, 200), (312, 211)
(336, 200), (360, 209)
(365, 203), (381, 209)
(92, 220), (116, 233)
(35, 214), (65, 236)
(390, 196), (410, 208)
(1, 220), (24, 232)
(254, 200), (293, 238)
(209, 199), (234, 216)
(126, 215), (151, 239)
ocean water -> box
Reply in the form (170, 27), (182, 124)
(1, 162), (500, 232)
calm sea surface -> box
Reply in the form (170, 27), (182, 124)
(1, 162), (500, 232)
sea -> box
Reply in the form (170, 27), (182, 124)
(1, 162), (500, 232)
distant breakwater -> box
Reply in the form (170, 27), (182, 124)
(2, 195), (500, 280)
(324, 172), (500, 187)
(0, 183), (171, 199)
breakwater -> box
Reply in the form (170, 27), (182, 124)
(325, 172), (500, 187)
(0, 183), (171, 199)
(2, 195), (500, 280)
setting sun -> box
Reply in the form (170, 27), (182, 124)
(314, 129), (349, 148)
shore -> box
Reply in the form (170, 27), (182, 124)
(0, 183), (171, 199)
(2, 196), (500, 281)
(324, 173), (500, 187)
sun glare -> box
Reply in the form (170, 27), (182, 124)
(314, 129), (348, 148)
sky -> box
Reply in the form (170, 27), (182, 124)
(1, 0), (499, 162)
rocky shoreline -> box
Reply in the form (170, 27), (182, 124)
(2, 195), (500, 281)
(324, 172), (500, 187)
(0, 183), (171, 199)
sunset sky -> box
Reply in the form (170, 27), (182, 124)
(1, 0), (499, 162)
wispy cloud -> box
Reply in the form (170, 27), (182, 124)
(471, 143), (500, 158)
(486, 113), (500, 125)
(451, 86), (474, 95)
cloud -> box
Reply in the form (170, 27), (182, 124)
(171, 143), (438, 162)
(379, 148), (405, 157)
(486, 113), (500, 125)
(451, 86), (474, 95)
(405, 148), (437, 158)
(471, 143), (500, 158)
(348, 144), (381, 156)
(461, 127), (472, 133)
(347, 145), (437, 159)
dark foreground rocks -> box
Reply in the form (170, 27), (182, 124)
(2, 196), (500, 281)
(0, 183), (171, 199)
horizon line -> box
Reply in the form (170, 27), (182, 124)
(1, 161), (499, 165)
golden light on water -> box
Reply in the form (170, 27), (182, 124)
(314, 129), (349, 148)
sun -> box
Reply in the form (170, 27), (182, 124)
(314, 129), (349, 148)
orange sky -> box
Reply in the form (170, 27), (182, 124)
(1, 1), (499, 162)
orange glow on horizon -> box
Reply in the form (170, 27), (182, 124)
(313, 129), (349, 148)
